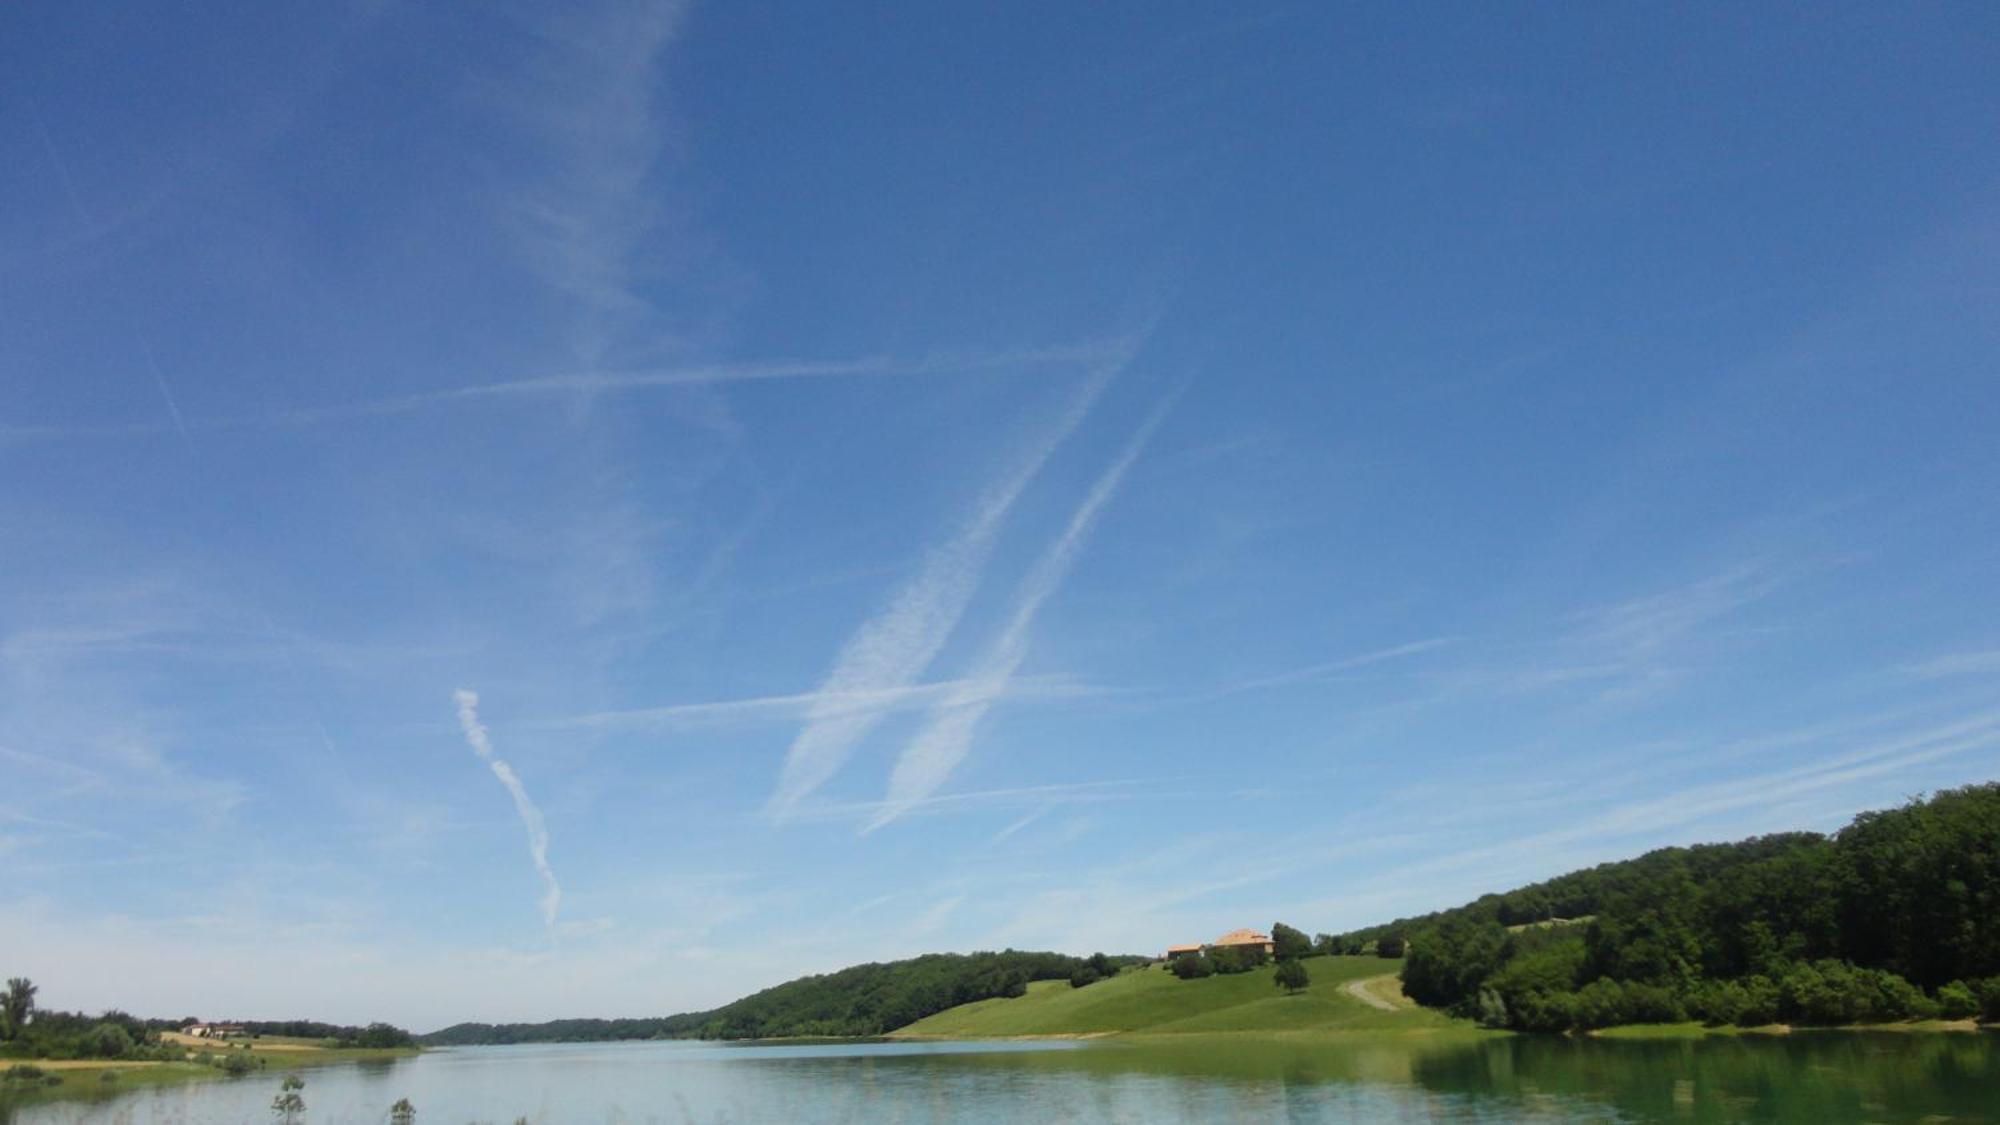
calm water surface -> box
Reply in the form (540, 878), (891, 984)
(9, 1032), (1999, 1124)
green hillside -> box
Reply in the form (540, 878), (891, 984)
(423, 950), (1141, 1044)
(1386, 783), (2000, 1033)
(894, 956), (1463, 1038)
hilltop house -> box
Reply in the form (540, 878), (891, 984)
(1210, 928), (1275, 956)
(1161, 928), (1277, 960)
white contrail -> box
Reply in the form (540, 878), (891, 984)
(866, 392), (1177, 833)
(764, 343), (1142, 821)
(527, 674), (1094, 731)
(1, 341), (1126, 443)
(453, 690), (561, 927)
(1202, 637), (1454, 698)
(263, 343), (1120, 426)
(137, 338), (191, 446)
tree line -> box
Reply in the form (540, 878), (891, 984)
(423, 949), (1146, 1044)
(0, 977), (415, 1064)
(1360, 782), (2000, 1031)
(221, 1020), (416, 1047)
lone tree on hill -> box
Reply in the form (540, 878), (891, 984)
(1272, 922), (1312, 961)
(1275, 958), (1310, 994)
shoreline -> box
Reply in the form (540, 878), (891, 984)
(1591, 1018), (1993, 1040)
(1, 1045), (424, 1107)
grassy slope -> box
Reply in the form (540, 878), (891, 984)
(2, 1041), (422, 1107)
(895, 956), (1466, 1038)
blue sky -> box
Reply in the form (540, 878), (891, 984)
(3, 2), (1998, 1029)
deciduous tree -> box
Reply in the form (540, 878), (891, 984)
(1274, 959), (1310, 994)
(2, 979), (36, 1040)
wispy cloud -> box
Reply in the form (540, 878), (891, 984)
(1365, 708), (2000, 897)
(764, 343), (1143, 821)
(788, 778), (1175, 825)
(529, 675), (1095, 732)
(1902, 649), (2000, 680)
(0, 745), (107, 796)
(492, 0), (689, 367)
(0, 737), (245, 821)
(1563, 565), (1777, 660)
(1423, 565), (1785, 707)
(1201, 637), (1454, 699)
(452, 690), (561, 928)
(399, 344), (1111, 407)
(866, 393), (1177, 833)
(913, 893), (966, 934)
(138, 337), (191, 447)
(991, 806), (1051, 843)
(0, 342), (1124, 444)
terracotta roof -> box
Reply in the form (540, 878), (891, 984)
(1165, 943), (1202, 954)
(1212, 928), (1273, 947)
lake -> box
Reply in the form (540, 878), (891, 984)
(9, 1031), (1999, 1124)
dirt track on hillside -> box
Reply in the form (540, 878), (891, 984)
(1344, 974), (1405, 1011)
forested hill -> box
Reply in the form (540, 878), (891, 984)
(422, 950), (1136, 1044)
(1334, 782), (2000, 1032)
(1332, 830), (1828, 949)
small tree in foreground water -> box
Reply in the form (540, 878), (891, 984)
(271, 1074), (305, 1124)
(390, 1096), (416, 1124)
(1275, 958), (1310, 994)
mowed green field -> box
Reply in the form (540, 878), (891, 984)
(894, 956), (1465, 1038)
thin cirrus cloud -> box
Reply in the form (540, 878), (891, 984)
(1902, 650), (2000, 680)
(526, 674), (1097, 732)
(0, 343), (1124, 444)
(453, 690), (562, 928)
(791, 777), (1182, 828)
(268, 342), (1117, 425)
(1201, 637), (1456, 699)
(493, 0), (687, 366)
(1356, 706), (2000, 899)
(865, 392), (1179, 834)
(763, 339), (1145, 822)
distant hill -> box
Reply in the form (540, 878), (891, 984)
(422, 950), (1140, 1044)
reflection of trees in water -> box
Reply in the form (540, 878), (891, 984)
(943, 1031), (2000, 1122)
(1407, 1032), (2000, 1122)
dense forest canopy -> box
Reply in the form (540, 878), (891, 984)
(1334, 783), (2000, 1031)
(423, 949), (1140, 1044)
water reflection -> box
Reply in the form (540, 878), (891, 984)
(5, 1032), (1996, 1124)
(957, 1031), (2000, 1123)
